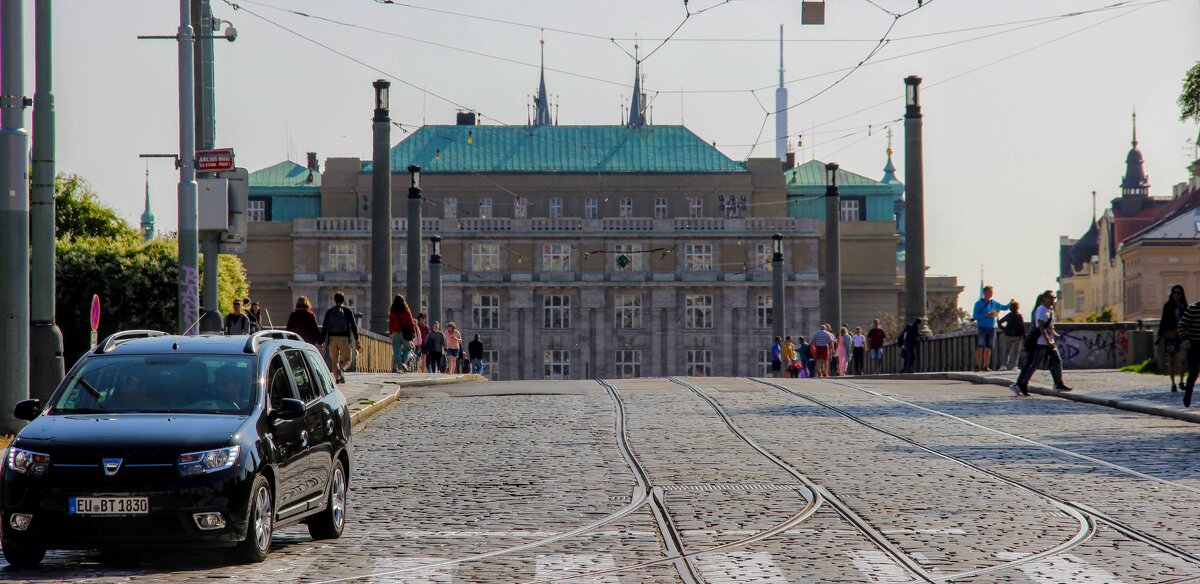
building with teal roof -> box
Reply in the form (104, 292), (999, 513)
(246, 153), (322, 222)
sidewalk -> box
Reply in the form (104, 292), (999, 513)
(855, 369), (1198, 424)
(338, 372), (485, 426)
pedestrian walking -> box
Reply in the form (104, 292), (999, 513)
(223, 299), (251, 336)
(794, 336), (810, 378)
(835, 326), (852, 376)
(997, 301), (1025, 371)
(321, 291), (360, 383)
(415, 313), (430, 373)
(246, 300), (262, 333)
(811, 325), (834, 377)
(285, 296), (322, 346)
(1158, 285), (1188, 393)
(782, 336), (799, 378)
(770, 336), (784, 378)
(468, 334), (485, 376)
(973, 285), (1012, 372)
(1176, 294), (1200, 407)
(851, 327), (867, 375)
(1010, 290), (1073, 396)
(423, 321), (448, 373)
(445, 322), (463, 374)
(866, 319), (886, 374)
(899, 318), (923, 373)
(388, 295), (417, 374)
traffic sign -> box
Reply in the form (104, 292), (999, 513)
(196, 148), (235, 172)
(89, 294), (100, 332)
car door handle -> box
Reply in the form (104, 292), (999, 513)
(300, 430), (309, 448)
(326, 419), (335, 434)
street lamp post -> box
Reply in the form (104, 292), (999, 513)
(406, 165), (422, 317)
(370, 79), (392, 333)
(903, 75), (927, 328)
(429, 235), (442, 326)
(771, 233), (785, 342)
(823, 162), (841, 329)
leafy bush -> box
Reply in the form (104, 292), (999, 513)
(1119, 358), (1163, 375)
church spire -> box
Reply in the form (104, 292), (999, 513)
(533, 36), (552, 126)
(628, 41), (645, 127)
(1121, 109), (1149, 197)
(140, 165), (155, 241)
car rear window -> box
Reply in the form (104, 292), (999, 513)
(53, 354), (257, 415)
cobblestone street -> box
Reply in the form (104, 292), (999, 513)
(4, 375), (1200, 582)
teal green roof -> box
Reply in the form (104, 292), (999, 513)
(382, 125), (746, 174)
(785, 159), (882, 187)
(249, 160), (321, 190)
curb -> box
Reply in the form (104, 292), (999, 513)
(851, 372), (1200, 425)
(348, 375), (482, 427)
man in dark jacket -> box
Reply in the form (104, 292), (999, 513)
(1177, 298), (1200, 407)
(223, 300), (251, 336)
(468, 334), (485, 376)
(899, 318), (923, 374)
(321, 291), (359, 383)
(423, 321), (448, 373)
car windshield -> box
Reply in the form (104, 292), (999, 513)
(53, 354), (257, 415)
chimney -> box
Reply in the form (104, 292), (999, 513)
(306, 152), (319, 172)
(456, 111), (477, 126)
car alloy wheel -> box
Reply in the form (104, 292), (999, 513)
(308, 460), (347, 540)
(236, 476), (274, 563)
(252, 485), (273, 552)
(331, 466), (346, 530)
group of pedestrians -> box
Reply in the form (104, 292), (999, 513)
(386, 294), (485, 376)
(283, 292), (361, 383)
(1158, 285), (1200, 406)
(769, 320), (890, 379)
(221, 297), (267, 336)
(963, 284), (1073, 397)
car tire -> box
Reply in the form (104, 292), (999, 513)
(307, 460), (347, 540)
(1, 538), (46, 568)
(236, 476), (274, 563)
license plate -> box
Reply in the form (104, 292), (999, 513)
(70, 496), (149, 515)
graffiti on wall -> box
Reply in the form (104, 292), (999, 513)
(1058, 329), (1129, 368)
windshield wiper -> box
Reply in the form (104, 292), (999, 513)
(73, 375), (105, 407)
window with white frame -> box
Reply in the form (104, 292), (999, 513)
(615, 293), (642, 329)
(471, 243), (501, 272)
(395, 242), (427, 274)
(444, 198), (458, 219)
(472, 294), (499, 329)
(544, 350), (570, 380)
(481, 350), (500, 381)
(479, 197), (493, 219)
(514, 197), (528, 219)
(543, 294), (571, 329)
(619, 198), (633, 218)
(689, 197), (703, 218)
(654, 197), (668, 219)
(613, 243), (643, 271)
(684, 243), (713, 272)
(686, 350), (713, 376)
(756, 294), (773, 328)
(549, 197), (563, 219)
(328, 242), (357, 272)
(840, 199), (862, 222)
(757, 350), (772, 377)
(615, 350), (642, 378)
(755, 243), (774, 272)
(585, 197), (598, 219)
(542, 243), (571, 272)
(685, 294), (714, 329)
(248, 199), (268, 222)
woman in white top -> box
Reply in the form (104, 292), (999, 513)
(851, 327), (867, 375)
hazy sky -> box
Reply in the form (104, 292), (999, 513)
(43, 0), (1200, 312)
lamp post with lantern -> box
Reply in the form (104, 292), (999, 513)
(370, 79), (392, 333)
(771, 233), (785, 342)
(429, 235), (442, 326)
(903, 75), (927, 328)
(406, 164), (423, 317)
(823, 162), (841, 329)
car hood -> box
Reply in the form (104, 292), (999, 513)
(14, 413), (250, 456)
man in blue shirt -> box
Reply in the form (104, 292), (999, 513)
(770, 336), (783, 378)
(973, 285), (1012, 372)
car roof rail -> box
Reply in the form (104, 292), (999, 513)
(244, 330), (304, 353)
(96, 330), (170, 354)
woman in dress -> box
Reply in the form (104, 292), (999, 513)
(1158, 285), (1188, 392)
(836, 325), (852, 377)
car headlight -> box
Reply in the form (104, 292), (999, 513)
(178, 446), (241, 477)
(6, 447), (51, 477)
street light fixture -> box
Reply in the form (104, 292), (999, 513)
(904, 75), (922, 118)
(772, 232), (783, 256)
(430, 235), (442, 256)
(373, 79), (390, 119)
(825, 162), (839, 192)
(408, 165), (421, 191)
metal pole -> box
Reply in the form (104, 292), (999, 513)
(177, 0), (200, 334)
(429, 236), (441, 326)
(771, 233), (785, 342)
(194, 0), (221, 333)
(0, 0), (30, 432)
(903, 76), (927, 328)
(406, 165), (422, 316)
(30, 0), (63, 402)
(370, 79), (392, 332)
(823, 163), (841, 329)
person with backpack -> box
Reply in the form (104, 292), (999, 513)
(1010, 290), (1073, 397)
(388, 295), (417, 374)
(996, 301), (1025, 371)
(223, 299), (251, 336)
(1176, 293), (1200, 407)
(899, 318), (923, 373)
(321, 291), (360, 383)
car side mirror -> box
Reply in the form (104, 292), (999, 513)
(13, 399), (41, 421)
(274, 398), (305, 421)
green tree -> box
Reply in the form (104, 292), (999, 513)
(927, 298), (969, 335)
(1182, 62), (1200, 146)
(54, 173), (138, 241)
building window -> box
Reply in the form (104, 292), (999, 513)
(840, 199), (862, 222)
(686, 350), (713, 376)
(543, 294), (571, 329)
(1076, 292), (1085, 311)
(685, 294), (714, 329)
(472, 294), (499, 329)
(585, 197), (598, 219)
(481, 350), (500, 381)
(550, 197), (563, 219)
(615, 293), (642, 329)
(544, 350), (570, 380)
(655, 197), (668, 219)
(479, 197), (493, 219)
(684, 243), (713, 272)
(248, 198), (269, 222)
(689, 197), (703, 218)
(471, 243), (500, 272)
(756, 294), (773, 328)
(515, 197), (528, 219)
(757, 350), (772, 377)
(619, 198), (633, 218)
(613, 243), (643, 271)
(542, 243), (571, 272)
(721, 194), (748, 217)
(444, 198), (458, 219)
(615, 350), (642, 378)
(395, 242), (427, 274)
(328, 242), (357, 272)
(755, 243), (774, 272)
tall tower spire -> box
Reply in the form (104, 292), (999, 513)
(533, 36), (552, 126)
(140, 165), (155, 241)
(1121, 108), (1149, 198)
(774, 24), (789, 163)
(628, 42), (645, 127)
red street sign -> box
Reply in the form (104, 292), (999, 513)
(196, 148), (235, 172)
(90, 294), (101, 332)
